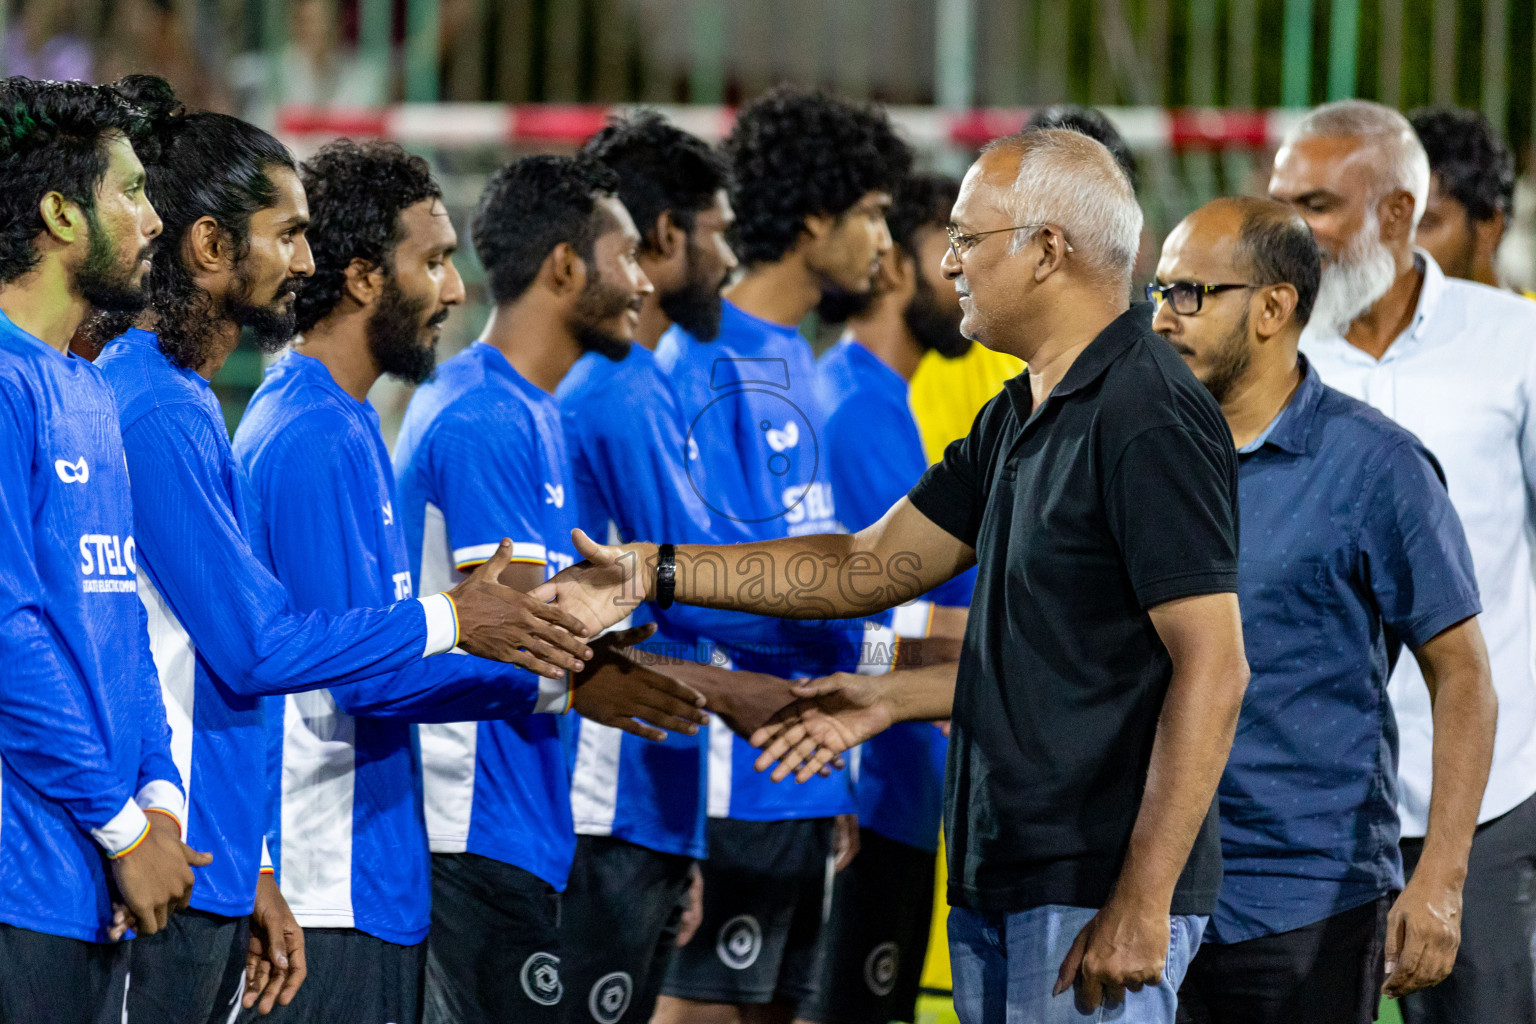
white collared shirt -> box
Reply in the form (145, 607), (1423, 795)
(1302, 251), (1536, 835)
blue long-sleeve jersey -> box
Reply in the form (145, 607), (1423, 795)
(655, 301), (869, 821)
(234, 350), (560, 943)
(395, 341), (580, 890)
(816, 338), (975, 853)
(97, 330), (462, 918)
(0, 312), (182, 942)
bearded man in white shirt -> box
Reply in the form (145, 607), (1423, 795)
(1271, 98), (1535, 1024)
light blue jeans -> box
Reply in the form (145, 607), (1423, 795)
(948, 904), (1206, 1023)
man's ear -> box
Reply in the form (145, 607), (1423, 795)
(802, 212), (833, 243)
(1378, 189), (1417, 246)
(653, 210), (686, 261)
(38, 192), (86, 245)
(544, 241), (587, 297)
(1032, 225), (1071, 282)
(881, 248), (915, 299)
(342, 257), (384, 307)
(1254, 282), (1300, 340)
(1475, 209), (1508, 267)
(185, 216), (228, 274)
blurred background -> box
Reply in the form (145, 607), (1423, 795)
(10, 5), (1522, 1016)
(12, 0), (1536, 445)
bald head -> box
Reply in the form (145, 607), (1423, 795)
(979, 128), (1143, 284)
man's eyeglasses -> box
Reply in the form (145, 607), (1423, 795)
(1145, 281), (1258, 315)
(946, 223), (1074, 262)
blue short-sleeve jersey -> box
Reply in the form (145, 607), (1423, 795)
(395, 341), (580, 888)
(816, 338), (973, 853)
(656, 301), (863, 820)
(1212, 358), (1482, 943)
(0, 312), (181, 942)
(235, 351), (545, 943)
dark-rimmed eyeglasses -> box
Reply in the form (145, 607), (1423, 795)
(1145, 281), (1258, 315)
(946, 223), (1074, 262)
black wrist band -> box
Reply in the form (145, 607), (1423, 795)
(655, 544), (676, 610)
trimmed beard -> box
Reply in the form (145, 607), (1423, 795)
(1312, 207), (1398, 335)
(572, 269), (633, 362)
(367, 275), (440, 385)
(78, 207), (151, 315)
(1198, 308), (1252, 404)
(904, 271), (969, 359)
(659, 243), (726, 341)
(229, 261), (303, 354)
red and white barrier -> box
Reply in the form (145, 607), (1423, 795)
(276, 104), (1307, 151)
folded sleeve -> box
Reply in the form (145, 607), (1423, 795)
(1358, 438), (1482, 650)
(1103, 423), (1240, 609)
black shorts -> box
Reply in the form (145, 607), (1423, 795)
(0, 923), (131, 1024)
(236, 927), (426, 1024)
(559, 835), (694, 1024)
(799, 828), (937, 1024)
(661, 816), (834, 1007)
(126, 908), (248, 1024)
(1177, 895), (1391, 1024)
(425, 852), (563, 1024)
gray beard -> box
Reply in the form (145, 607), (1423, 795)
(1312, 215), (1398, 335)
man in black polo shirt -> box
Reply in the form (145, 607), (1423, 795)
(534, 129), (1249, 1023)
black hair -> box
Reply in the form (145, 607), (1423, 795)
(111, 75), (298, 369)
(0, 77), (146, 285)
(472, 154), (621, 305)
(1409, 105), (1515, 222)
(1024, 104), (1140, 193)
(1233, 198), (1321, 328)
(581, 111), (730, 251)
(887, 172), (959, 261)
(295, 139), (442, 333)
(726, 86), (912, 267)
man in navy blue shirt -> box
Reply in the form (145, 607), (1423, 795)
(1149, 196), (1496, 1023)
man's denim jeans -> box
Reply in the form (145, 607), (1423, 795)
(949, 904), (1206, 1023)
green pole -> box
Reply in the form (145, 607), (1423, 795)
(263, 0), (289, 111)
(687, 0), (726, 104)
(359, 0), (392, 103)
(1483, 0), (1508, 139)
(1281, 0), (1313, 107)
(1326, 0), (1358, 99)
(405, 0), (441, 102)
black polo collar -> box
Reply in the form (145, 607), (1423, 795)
(1002, 302), (1152, 423)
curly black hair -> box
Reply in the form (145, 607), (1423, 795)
(1024, 104), (1140, 193)
(581, 111), (730, 251)
(0, 77), (146, 285)
(725, 86), (911, 267)
(1410, 105), (1515, 223)
(111, 75), (298, 369)
(473, 154), (621, 305)
(294, 139), (442, 334)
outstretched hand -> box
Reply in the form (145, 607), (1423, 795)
(571, 622), (709, 741)
(530, 530), (653, 636)
(749, 673), (896, 782)
(446, 539), (595, 677)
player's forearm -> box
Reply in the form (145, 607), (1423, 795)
(1115, 652), (1247, 911)
(1418, 625), (1496, 883)
(876, 662), (960, 722)
(627, 533), (928, 620)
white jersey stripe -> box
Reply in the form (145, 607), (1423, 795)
(421, 721), (479, 851)
(138, 571), (196, 819)
(570, 721), (623, 834)
(706, 718), (733, 819)
(279, 689), (357, 928)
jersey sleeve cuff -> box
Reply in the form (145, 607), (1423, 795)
(535, 672), (574, 714)
(135, 780), (185, 835)
(453, 541), (547, 570)
(857, 622), (897, 676)
(419, 593), (459, 656)
(891, 600), (935, 639)
(94, 799), (152, 859)
(260, 835), (274, 874)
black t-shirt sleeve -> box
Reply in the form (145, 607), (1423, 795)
(907, 396), (999, 548)
(1103, 422), (1239, 609)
